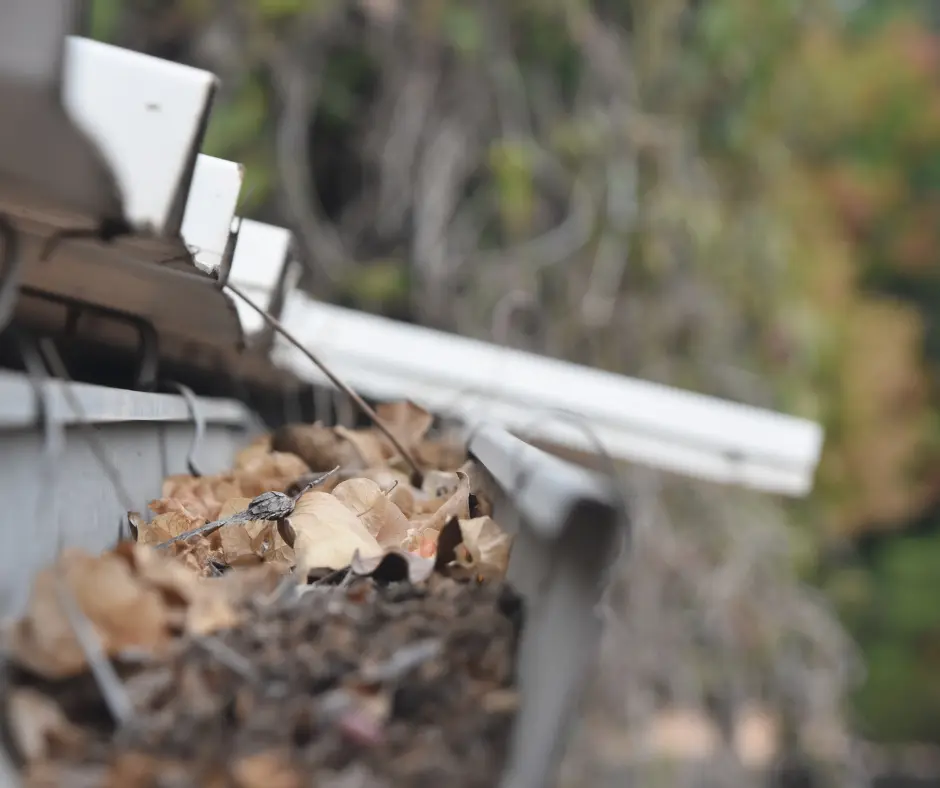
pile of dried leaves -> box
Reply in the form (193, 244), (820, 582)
(1, 402), (522, 787)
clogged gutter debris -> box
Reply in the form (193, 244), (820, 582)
(0, 401), (521, 787)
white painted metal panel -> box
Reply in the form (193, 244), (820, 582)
(62, 36), (217, 233)
(274, 293), (824, 496)
(181, 155), (243, 275)
(228, 219), (293, 334)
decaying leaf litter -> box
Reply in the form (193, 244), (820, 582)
(1, 401), (521, 787)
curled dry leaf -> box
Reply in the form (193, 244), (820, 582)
(232, 751), (303, 788)
(457, 517), (513, 573)
(136, 508), (206, 549)
(7, 689), (85, 763)
(332, 478), (412, 547)
(122, 543), (239, 636)
(334, 426), (387, 467)
(233, 451), (310, 499)
(216, 497), (295, 567)
(340, 467), (415, 516)
(271, 423), (362, 472)
(410, 471), (471, 530)
(288, 491), (382, 577)
(8, 545), (239, 679)
(421, 470), (461, 499)
(414, 437), (468, 472)
(155, 452), (310, 522)
(233, 434), (273, 470)
(375, 400), (434, 451)
(8, 548), (174, 679)
(348, 550), (436, 584)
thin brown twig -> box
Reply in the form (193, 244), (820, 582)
(224, 281), (424, 483)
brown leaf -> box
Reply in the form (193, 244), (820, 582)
(217, 497), (261, 564)
(104, 753), (191, 788)
(289, 491), (382, 577)
(457, 517), (513, 572)
(411, 471), (471, 531)
(375, 400), (434, 450)
(156, 479), (222, 521)
(7, 689), (85, 762)
(120, 544), (240, 636)
(414, 438), (468, 471)
(136, 508), (206, 548)
(421, 470), (461, 499)
(348, 550), (436, 584)
(234, 434), (273, 470)
(9, 549), (173, 679)
(334, 426), (388, 466)
(332, 478), (412, 548)
(233, 751), (303, 788)
(341, 467), (416, 516)
(271, 423), (361, 472)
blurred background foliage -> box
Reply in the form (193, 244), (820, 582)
(87, 0), (940, 755)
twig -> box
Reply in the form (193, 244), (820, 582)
(223, 281), (425, 483)
(53, 576), (135, 727)
(156, 466), (340, 550)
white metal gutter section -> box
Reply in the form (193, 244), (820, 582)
(275, 293), (824, 496)
(228, 219), (295, 336)
(180, 155), (244, 275)
(62, 36), (217, 234)
(0, 370), (248, 429)
(0, 371), (252, 618)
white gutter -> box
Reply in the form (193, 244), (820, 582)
(275, 293), (824, 496)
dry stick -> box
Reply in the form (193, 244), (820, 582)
(156, 466), (340, 550)
(223, 281), (424, 483)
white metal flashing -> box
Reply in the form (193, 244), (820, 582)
(275, 293), (824, 496)
(0, 370), (249, 429)
(62, 36), (217, 233)
(228, 218), (294, 335)
(181, 155), (244, 275)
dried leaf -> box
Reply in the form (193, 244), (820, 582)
(271, 423), (361, 472)
(217, 497), (261, 564)
(375, 400), (434, 450)
(7, 689), (85, 762)
(332, 478), (412, 547)
(234, 434), (273, 470)
(457, 517), (513, 572)
(421, 470), (461, 499)
(9, 549), (172, 678)
(155, 480), (221, 521)
(334, 426), (388, 466)
(233, 751), (303, 788)
(136, 509), (206, 548)
(414, 438), (468, 471)
(348, 550), (436, 584)
(342, 467), (415, 516)
(120, 544), (240, 636)
(289, 492), (382, 577)
(411, 471), (471, 531)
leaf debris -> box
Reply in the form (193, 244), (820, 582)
(1, 402), (521, 787)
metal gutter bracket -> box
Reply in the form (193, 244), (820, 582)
(469, 424), (625, 788)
